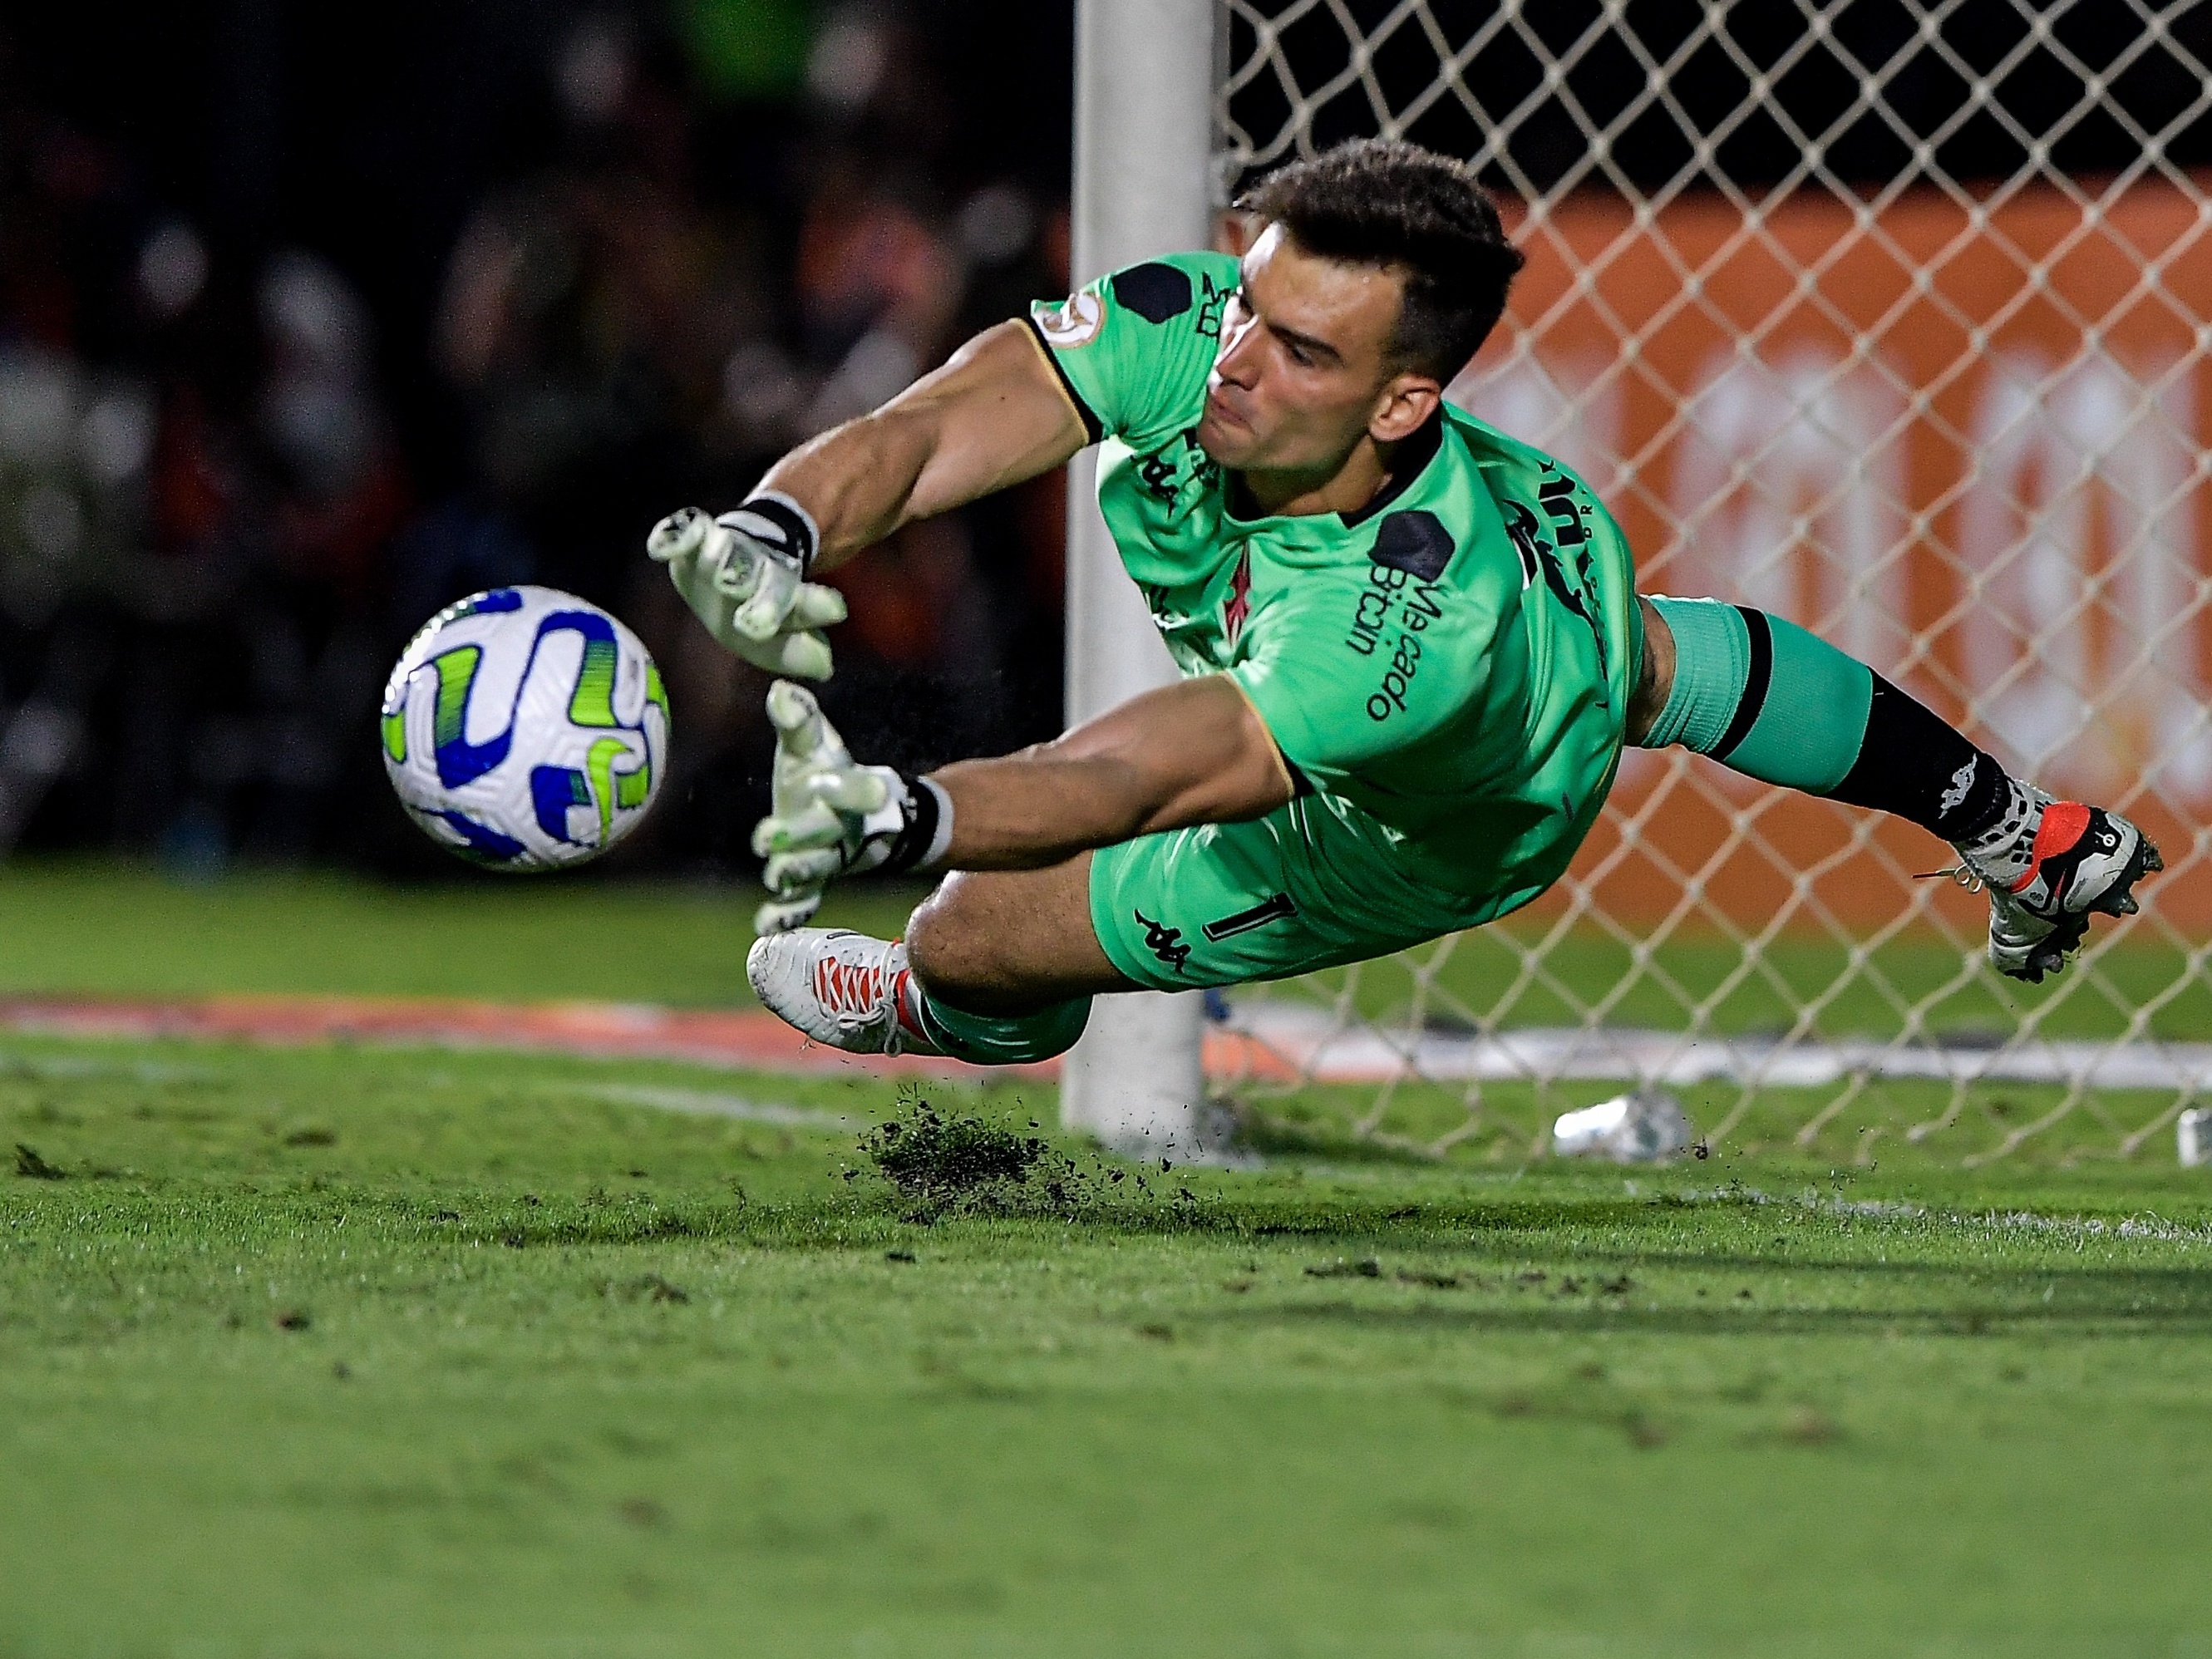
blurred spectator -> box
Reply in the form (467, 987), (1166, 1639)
(0, 0), (1076, 875)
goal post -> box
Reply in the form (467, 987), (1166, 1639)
(1057, 0), (1223, 1160)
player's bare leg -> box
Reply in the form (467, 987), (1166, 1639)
(1632, 597), (2161, 982)
(904, 859), (1133, 1012)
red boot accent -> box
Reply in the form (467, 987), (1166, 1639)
(891, 969), (931, 1046)
(2011, 800), (2092, 893)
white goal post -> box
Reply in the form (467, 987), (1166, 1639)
(1057, 0), (1222, 1160)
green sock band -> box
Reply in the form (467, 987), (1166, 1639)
(1642, 596), (1751, 754)
(1643, 596), (1875, 795)
(914, 988), (1091, 1066)
(1730, 611), (1875, 794)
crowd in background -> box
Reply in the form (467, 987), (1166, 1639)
(0, 0), (1075, 876)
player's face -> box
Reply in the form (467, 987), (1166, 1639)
(1197, 224), (1424, 474)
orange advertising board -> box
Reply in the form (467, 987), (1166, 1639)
(1448, 180), (2211, 930)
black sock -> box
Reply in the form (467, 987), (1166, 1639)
(1827, 676), (2013, 842)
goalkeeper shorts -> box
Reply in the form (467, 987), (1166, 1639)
(1088, 793), (1571, 993)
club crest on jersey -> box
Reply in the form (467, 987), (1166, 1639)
(1222, 549), (1253, 645)
(1037, 291), (1103, 348)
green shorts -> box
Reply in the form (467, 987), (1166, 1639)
(1089, 794), (1558, 993)
(1089, 582), (1641, 993)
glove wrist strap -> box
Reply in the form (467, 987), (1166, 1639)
(879, 775), (954, 875)
(720, 490), (820, 575)
(850, 770), (953, 877)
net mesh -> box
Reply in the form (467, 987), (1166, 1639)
(1207, 0), (2212, 1164)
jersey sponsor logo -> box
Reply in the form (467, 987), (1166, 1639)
(1505, 475), (1611, 686)
(1538, 469), (1592, 550)
(1504, 500), (1544, 588)
(1134, 908), (1191, 974)
(1037, 290), (1104, 348)
(1367, 629), (1423, 721)
(1547, 485), (1611, 687)
(1111, 262), (1193, 324)
(1370, 510), (1456, 580)
(1342, 562), (1445, 719)
(1345, 563), (1405, 656)
(1222, 549), (1252, 645)
(1202, 892), (1297, 943)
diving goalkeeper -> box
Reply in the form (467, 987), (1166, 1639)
(648, 139), (2160, 1066)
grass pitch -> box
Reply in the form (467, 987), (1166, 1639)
(2, 864), (2210, 1656)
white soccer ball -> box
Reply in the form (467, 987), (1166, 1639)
(380, 585), (670, 871)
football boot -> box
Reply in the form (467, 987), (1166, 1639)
(1956, 795), (2161, 983)
(746, 928), (939, 1056)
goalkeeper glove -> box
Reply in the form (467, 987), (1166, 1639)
(646, 495), (849, 682)
(750, 679), (953, 936)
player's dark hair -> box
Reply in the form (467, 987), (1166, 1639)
(1236, 139), (1525, 382)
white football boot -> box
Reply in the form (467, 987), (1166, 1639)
(1953, 792), (2162, 983)
(746, 928), (940, 1056)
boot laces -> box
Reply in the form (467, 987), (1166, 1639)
(813, 955), (893, 1019)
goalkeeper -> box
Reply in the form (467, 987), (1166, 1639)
(649, 139), (2160, 1066)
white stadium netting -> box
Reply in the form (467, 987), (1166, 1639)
(1206, 0), (2212, 1163)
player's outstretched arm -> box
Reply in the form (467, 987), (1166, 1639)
(759, 320), (1091, 574)
(748, 673), (1290, 933)
(651, 321), (1090, 680)
(929, 675), (1292, 869)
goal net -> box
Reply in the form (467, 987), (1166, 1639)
(1205, 0), (2212, 1164)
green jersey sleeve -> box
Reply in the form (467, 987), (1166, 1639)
(1027, 251), (1240, 455)
(1229, 549), (1505, 786)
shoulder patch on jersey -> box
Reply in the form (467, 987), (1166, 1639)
(1112, 262), (1193, 325)
(1036, 290), (1104, 348)
(1370, 510), (1456, 582)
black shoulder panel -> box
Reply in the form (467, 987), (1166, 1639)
(1112, 262), (1194, 324)
(1370, 510), (1456, 581)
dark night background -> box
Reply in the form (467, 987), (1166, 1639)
(0, 0), (2199, 879)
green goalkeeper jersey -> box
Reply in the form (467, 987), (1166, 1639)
(1028, 250), (1640, 928)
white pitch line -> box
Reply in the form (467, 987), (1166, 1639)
(1220, 1005), (2212, 1091)
(562, 1082), (860, 1130)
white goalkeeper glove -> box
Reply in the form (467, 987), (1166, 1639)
(646, 495), (849, 682)
(750, 679), (954, 936)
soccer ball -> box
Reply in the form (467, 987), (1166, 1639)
(381, 585), (670, 871)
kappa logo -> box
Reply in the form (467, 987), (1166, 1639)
(1135, 428), (1221, 509)
(1222, 549), (1252, 645)
(1036, 290), (1104, 349)
(1134, 908), (1191, 974)
(1939, 756), (1979, 816)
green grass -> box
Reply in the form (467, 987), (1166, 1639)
(4, 1034), (2212, 1656)
(2, 861), (2210, 1653)
(6, 862), (2200, 1045)
(0, 861), (923, 1005)
(1286, 918), (2212, 1043)
(10, 859), (2189, 1165)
